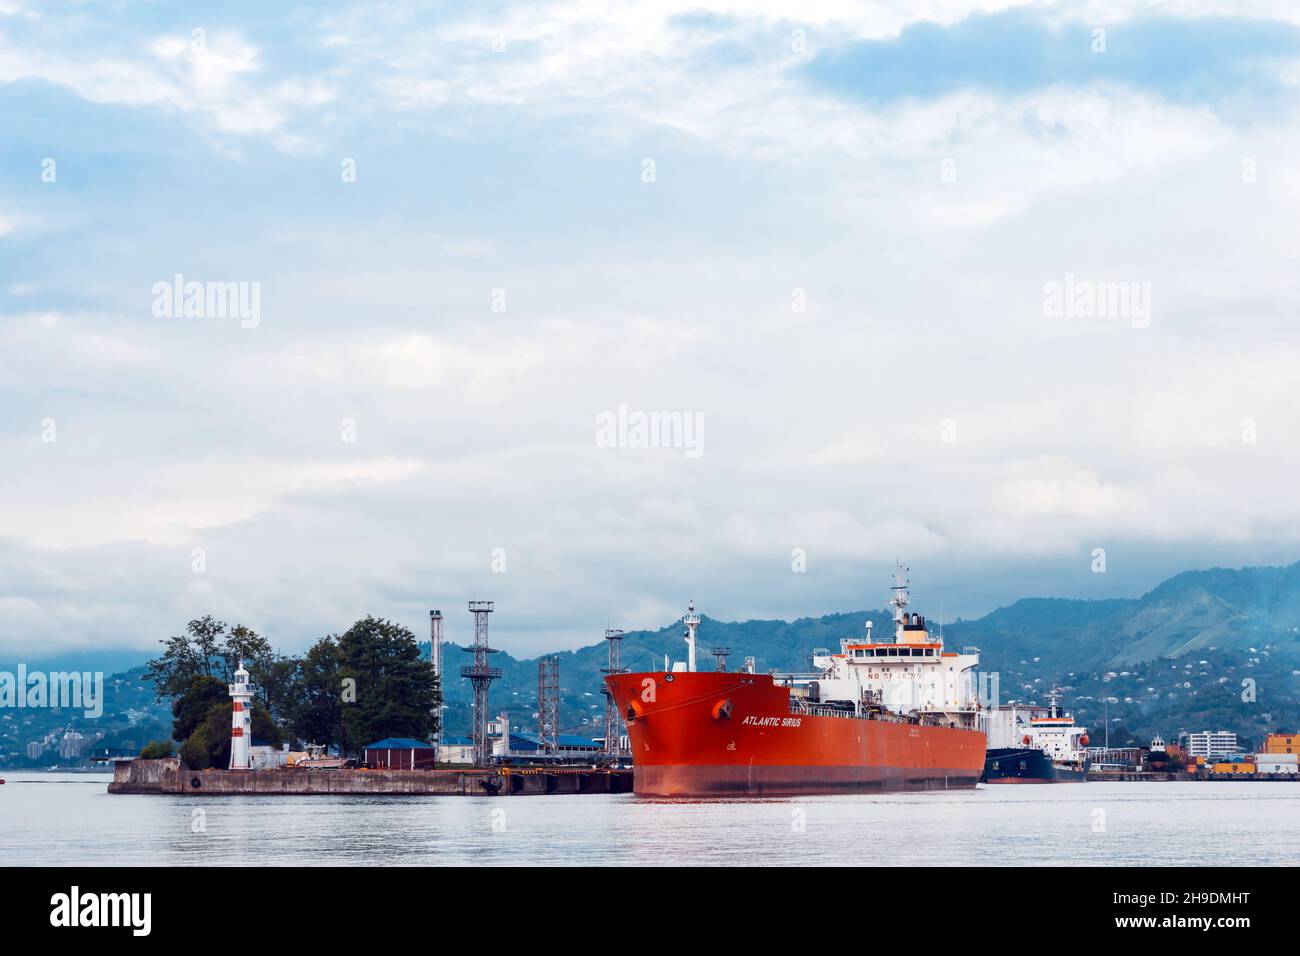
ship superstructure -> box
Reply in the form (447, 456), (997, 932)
(776, 563), (982, 728)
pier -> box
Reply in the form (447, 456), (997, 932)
(108, 758), (632, 796)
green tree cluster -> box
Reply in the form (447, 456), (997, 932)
(146, 613), (440, 766)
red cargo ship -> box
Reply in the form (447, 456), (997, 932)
(604, 565), (987, 796)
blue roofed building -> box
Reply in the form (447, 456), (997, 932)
(363, 737), (437, 770)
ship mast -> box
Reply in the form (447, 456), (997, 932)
(683, 601), (700, 672)
(889, 561), (910, 643)
(1046, 686), (1062, 720)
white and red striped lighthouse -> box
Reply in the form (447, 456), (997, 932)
(229, 661), (253, 770)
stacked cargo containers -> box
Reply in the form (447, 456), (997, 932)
(1255, 752), (1299, 776)
(1264, 733), (1299, 755)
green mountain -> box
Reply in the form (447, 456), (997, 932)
(943, 563), (1300, 674)
(8, 559), (1297, 765)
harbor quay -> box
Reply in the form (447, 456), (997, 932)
(109, 758), (632, 796)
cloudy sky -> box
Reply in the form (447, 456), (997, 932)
(3, 0), (1300, 660)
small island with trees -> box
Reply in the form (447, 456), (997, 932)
(108, 613), (630, 797)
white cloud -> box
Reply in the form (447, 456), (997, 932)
(0, 455), (426, 549)
(5, 1), (1300, 658)
(0, 23), (331, 146)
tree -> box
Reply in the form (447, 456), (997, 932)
(149, 612), (440, 762)
(139, 740), (176, 759)
(149, 615), (305, 749)
(258, 655), (299, 727)
(144, 635), (201, 701)
(185, 615), (227, 678)
(178, 733), (211, 770)
(1109, 723), (1140, 748)
(171, 675), (228, 742)
(287, 636), (347, 751)
(221, 625), (296, 725)
(179, 700), (282, 770)
(145, 615), (227, 700)
(220, 624), (272, 683)
(338, 616), (439, 755)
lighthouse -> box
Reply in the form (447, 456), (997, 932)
(229, 661), (253, 770)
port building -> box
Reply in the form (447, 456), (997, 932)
(250, 740), (290, 769)
(363, 738), (438, 770)
(1179, 730), (1239, 759)
(439, 736), (475, 764)
(493, 730), (602, 762)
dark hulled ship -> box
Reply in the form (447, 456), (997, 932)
(979, 691), (1090, 784)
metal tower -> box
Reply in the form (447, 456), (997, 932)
(461, 601), (501, 766)
(537, 655), (560, 754)
(710, 646), (730, 672)
(602, 628), (626, 759)
(429, 609), (443, 752)
(682, 601), (700, 672)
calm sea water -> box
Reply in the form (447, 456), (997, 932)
(2, 773), (1297, 866)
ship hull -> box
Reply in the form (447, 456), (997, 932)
(605, 671), (986, 797)
(981, 748), (1090, 783)
(637, 763), (983, 796)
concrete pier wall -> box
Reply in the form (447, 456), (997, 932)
(108, 759), (631, 796)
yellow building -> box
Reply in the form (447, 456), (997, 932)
(1264, 733), (1299, 755)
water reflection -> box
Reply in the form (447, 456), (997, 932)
(2, 774), (1297, 866)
